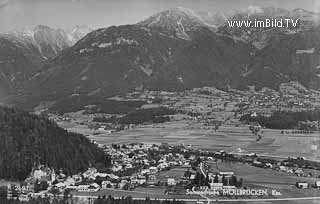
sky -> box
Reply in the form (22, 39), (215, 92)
(0, 0), (319, 32)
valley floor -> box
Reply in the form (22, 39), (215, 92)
(58, 117), (320, 161)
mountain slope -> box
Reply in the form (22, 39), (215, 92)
(147, 27), (253, 90)
(245, 26), (320, 90)
(0, 36), (42, 97)
(0, 106), (109, 180)
(7, 25), (92, 60)
(0, 25), (92, 99)
(3, 7), (320, 111)
(11, 25), (187, 109)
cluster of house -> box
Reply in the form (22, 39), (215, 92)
(296, 181), (320, 189)
(125, 84), (320, 123)
(6, 142), (320, 203)
(252, 159), (314, 177)
(101, 143), (194, 187)
(6, 143), (199, 199)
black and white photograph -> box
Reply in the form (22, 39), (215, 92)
(0, 0), (320, 203)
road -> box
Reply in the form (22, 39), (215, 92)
(200, 162), (207, 178)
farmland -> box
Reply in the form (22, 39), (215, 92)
(58, 115), (320, 161)
(207, 160), (319, 194)
(50, 87), (320, 203)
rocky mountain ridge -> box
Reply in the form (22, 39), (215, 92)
(1, 7), (320, 111)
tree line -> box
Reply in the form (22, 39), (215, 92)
(50, 96), (145, 114)
(118, 107), (176, 125)
(240, 110), (320, 129)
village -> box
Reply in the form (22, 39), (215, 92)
(5, 141), (320, 202)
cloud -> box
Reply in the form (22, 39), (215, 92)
(71, 0), (86, 2)
(247, 5), (263, 14)
(316, 1), (320, 12)
(315, 1), (320, 22)
(0, 0), (10, 8)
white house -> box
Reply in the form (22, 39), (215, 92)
(223, 185), (236, 189)
(112, 165), (123, 172)
(77, 185), (90, 192)
(141, 169), (150, 175)
(297, 182), (308, 189)
(210, 183), (223, 190)
(294, 169), (304, 176)
(219, 172), (234, 177)
(158, 162), (169, 170)
(167, 178), (176, 186)
(77, 183), (100, 192)
(138, 177), (147, 185)
(125, 163), (133, 169)
(265, 163), (273, 168)
(149, 167), (158, 174)
(279, 166), (288, 172)
(102, 181), (112, 189)
(82, 168), (98, 179)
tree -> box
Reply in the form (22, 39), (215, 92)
(194, 172), (202, 186)
(205, 174), (210, 186)
(214, 124), (219, 132)
(184, 169), (191, 178)
(49, 187), (60, 196)
(213, 174), (219, 183)
(195, 157), (202, 166)
(34, 180), (41, 193)
(0, 106), (111, 180)
(231, 175), (238, 186)
(222, 175), (227, 186)
(39, 181), (49, 191)
(238, 178), (243, 187)
(95, 176), (106, 186)
(63, 188), (71, 202)
(0, 186), (7, 198)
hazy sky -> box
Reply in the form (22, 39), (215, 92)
(0, 0), (319, 32)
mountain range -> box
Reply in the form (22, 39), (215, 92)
(0, 25), (92, 97)
(1, 6), (320, 111)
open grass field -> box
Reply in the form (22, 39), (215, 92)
(60, 116), (320, 161)
(70, 164), (320, 203)
(59, 112), (320, 201)
(205, 160), (320, 199)
(208, 160), (319, 189)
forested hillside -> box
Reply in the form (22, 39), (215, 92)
(0, 106), (110, 180)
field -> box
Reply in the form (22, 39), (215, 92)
(70, 164), (320, 203)
(59, 113), (320, 161)
(59, 112), (320, 201)
(207, 160), (319, 195)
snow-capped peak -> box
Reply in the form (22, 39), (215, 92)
(138, 7), (212, 40)
(247, 5), (264, 15)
